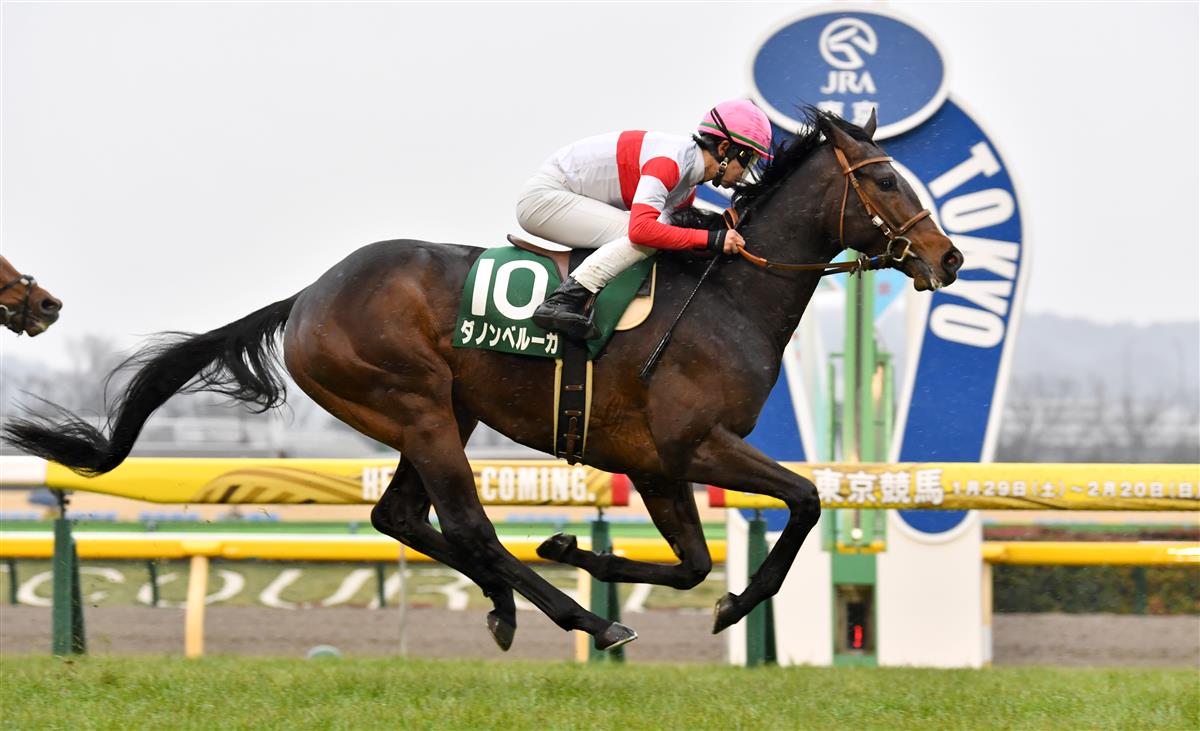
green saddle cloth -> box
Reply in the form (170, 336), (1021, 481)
(452, 247), (653, 360)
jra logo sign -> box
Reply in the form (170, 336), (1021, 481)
(751, 9), (948, 139)
(820, 18), (878, 69)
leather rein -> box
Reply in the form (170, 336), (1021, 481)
(727, 144), (932, 277)
(0, 273), (37, 332)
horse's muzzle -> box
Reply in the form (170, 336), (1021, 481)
(40, 295), (63, 317)
(940, 247), (963, 284)
(906, 241), (962, 291)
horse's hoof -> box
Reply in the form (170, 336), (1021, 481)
(712, 593), (742, 635)
(487, 611), (516, 652)
(594, 622), (638, 652)
(536, 532), (577, 562)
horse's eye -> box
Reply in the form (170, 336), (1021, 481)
(878, 176), (895, 190)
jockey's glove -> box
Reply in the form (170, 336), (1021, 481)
(705, 229), (729, 254)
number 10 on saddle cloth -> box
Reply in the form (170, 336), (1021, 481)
(453, 247), (653, 360)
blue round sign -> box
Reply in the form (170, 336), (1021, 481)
(750, 9), (948, 139)
(896, 509), (969, 535)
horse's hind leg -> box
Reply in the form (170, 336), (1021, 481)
(286, 370), (519, 648)
(371, 455), (518, 651)
(538, 475), (713, 590)
(287, 328), (630, 649)
(403, 405), (636, 650)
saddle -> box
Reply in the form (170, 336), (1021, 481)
(507, 234), (575, 282)
(506, 234), (654, 331)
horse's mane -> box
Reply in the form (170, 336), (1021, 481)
(734, 106), (872, 209)
(674, 106), (874, 231)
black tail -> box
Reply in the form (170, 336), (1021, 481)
(3, 294), (300, 476)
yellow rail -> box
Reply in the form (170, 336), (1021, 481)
(0, 532), (725, 564)
(981, 541), (1199, 566)
(5, 533), (1194, 566)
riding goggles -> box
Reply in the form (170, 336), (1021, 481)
(733, 147), (761, 169)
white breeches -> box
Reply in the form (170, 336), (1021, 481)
(516, 169), (655, 293)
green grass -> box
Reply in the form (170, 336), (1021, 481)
(0, 656), (1195, 730)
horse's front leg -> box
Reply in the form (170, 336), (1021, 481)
(684, 426), (821, 634)
(537, 474), (712, 590)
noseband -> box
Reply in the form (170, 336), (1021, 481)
(731, 143), (932, 276)
(0, 273), (37, 332)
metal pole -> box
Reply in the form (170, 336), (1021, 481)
(1132, 567), (1148, 615)
(832, 268), (882, 667)
(852, 272), (865, 462)
(5, 558), (18, 605)
(51, 490), (84, 655)
(881, 354), (895, 453)
(826, 359), (839, 461)
(69, 547), (86, 654)
(764, 592), (777, 665)
(147, 561), (160, 608)
(745, 509), (770, 666)
(374, 562), (387, 608)
(397, 545), (408, 657)
(146, 520), (160, 607)
(588, 508), (623, 663)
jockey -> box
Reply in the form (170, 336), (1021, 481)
(519, 99), (773, 340)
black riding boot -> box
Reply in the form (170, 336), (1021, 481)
(532, 277), (600, 340)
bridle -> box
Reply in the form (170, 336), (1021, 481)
(833, 147), (931, 265)
(0, 273), (37, 333)
(730, 143), (932, 276)
(644, 141), (934, 381)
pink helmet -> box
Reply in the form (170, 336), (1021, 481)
(698, 99), (774, 160)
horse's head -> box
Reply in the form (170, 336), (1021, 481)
(0, 255), (62, 336)
(819, 111), (962, 291)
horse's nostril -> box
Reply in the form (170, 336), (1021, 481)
(41, 298), (62, 313)
(942, 250), (963, 274)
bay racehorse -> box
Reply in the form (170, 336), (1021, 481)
(4, 110), (961, 651)
(0, 255), (62, 336)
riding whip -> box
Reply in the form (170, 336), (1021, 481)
(637, 253), (722, 382)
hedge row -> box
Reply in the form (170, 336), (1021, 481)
(993, 565), (1199, 615)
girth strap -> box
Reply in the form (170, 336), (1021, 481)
(553, 337), (593, 464)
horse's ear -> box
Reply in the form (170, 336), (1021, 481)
(862, 108), (877, 139)
(822, 116), (855, 150)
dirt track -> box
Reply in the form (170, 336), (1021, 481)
(2, 607), (1198, 667)
(0, 606), (724, 663)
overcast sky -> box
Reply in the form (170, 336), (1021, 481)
(2, 1), (1197, 368)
